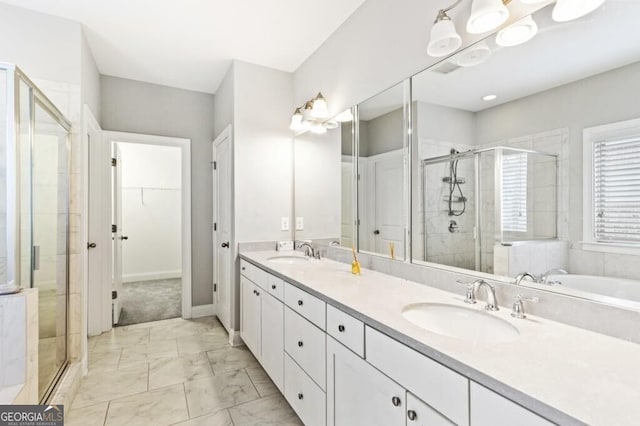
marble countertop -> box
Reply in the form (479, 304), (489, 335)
(241, 250), (640, 426)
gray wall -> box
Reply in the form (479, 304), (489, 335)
(100, 76), (216, 306)
(363, 108), (404, 156)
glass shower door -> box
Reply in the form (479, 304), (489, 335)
(31, 98), (69, 401)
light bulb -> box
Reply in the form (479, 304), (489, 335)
(496, 15), (538, 47)
(289, 108), (303, 131)
(427, 12), (462, 57)
(311, 93), (328, 118)
(552, 0), (605, 22)
(467, 0), (510, 34)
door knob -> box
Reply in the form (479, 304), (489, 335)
(373, 229), (380, 235)
(221, 241), (230, 248)
(391, 396), (401, 407)
(87, 242), (97, 249)
(407, 410), (417, 421)
(120, 236), (128, 240)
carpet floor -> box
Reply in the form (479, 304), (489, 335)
(116, 278), (182, 326)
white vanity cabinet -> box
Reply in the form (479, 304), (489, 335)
(239, 262), (284, 391)
(470, 382), (554, 426)
(327, 336), (405, 426)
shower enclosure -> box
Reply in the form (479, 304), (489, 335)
(0, 63), (71, 402)
(421, 146), (558, 274)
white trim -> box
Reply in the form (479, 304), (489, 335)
(191, 304), (215, 318)
(228, 329), (244, 347)
(102, 131), (193, 320)
(583, 118), (640, 254)
(122, 271), (182, 283)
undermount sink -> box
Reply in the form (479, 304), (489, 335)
(266, 255), (310, 265)
(402, 303), (519, 343)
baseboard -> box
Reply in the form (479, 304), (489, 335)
(228, 329), (244, 347)
(191, 304), (215, 318)
(123, 271), (182, 283)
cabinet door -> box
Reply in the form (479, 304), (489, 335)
(240, 276), (261, 356)
(327, 337), (405, 426)
(406, 393), (455, 426)
(470, 382), (553, 426)
(261, 290), (284, 391)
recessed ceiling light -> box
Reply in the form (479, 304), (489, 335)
(483, 94), (497, 101)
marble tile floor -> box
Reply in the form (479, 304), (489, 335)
(68, 316), (302, 426)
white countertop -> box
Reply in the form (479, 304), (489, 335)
(241, 251), (640, 426)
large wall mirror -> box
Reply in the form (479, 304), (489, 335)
(293, 0), (640, 311)
(411, 1), (640, 309)
(356, 82), (408, 260)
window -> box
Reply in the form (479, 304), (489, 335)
(592, 138), (640, 244)
(584, 118), (640, 252)
(502, 152), (528, 233)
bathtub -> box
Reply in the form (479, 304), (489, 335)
(545, 274), (640, 304)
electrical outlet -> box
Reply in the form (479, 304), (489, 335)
(281, 217), (290, 231)
(296, 217), (304, 231)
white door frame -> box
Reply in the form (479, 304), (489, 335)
(90, 131), (192, 323)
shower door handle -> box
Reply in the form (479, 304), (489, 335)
(32, 245), (40, 271)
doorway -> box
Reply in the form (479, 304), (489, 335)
(87, 131), (192, 333)
(112, 142), (183, 326)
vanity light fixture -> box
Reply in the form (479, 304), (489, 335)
(467, 0), (510, 34)
(496, 15), (538, 47)
(427, 6), (463, 57)
(289, 93), (335, 133)
(552, 0), (606, 22)
(427, 0), (607, 59)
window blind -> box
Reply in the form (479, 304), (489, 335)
(593, 137), (640, 244)
(502, 153), (528, 232)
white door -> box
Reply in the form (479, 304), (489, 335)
(240, 277), (260, 355)
(372, 151), (405, 258)
(341, 161), (354, 247)
(86, 111), (111, 335)
(213, 128), (232, 331)
(112, 145), (124, 324)
(260, 291), (284, 391)
(327, 337), (405, 426)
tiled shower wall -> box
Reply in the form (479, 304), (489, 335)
(418, 138), (476, 270)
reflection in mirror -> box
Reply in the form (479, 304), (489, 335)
(357, 82), (407, 260)
(411, 1), (640, 309)
(339, 111), (355, 248)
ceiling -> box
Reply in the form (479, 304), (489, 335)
(413, 0), (640, 112)
(3, 0), (366, 94)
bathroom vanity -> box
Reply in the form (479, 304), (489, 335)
(239, 251), (640, 426)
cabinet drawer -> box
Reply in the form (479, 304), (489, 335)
(284, 353), (326, 426)
(284, 307), (326, 390)
(365, 327), (469, 426)
(240, 260), (268, 289)
(266, 274), (284, 301)
(407, 393), (455, 426)
(284, 282), (326, 330)
(326, 304), (364, 357)
(470, 382), (553, 426)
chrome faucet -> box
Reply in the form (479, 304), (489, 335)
(297, 242), (318, 258)
(514, 272), (538, 285)
(457, 279), (499, 311)
(540, 268), (568, 284)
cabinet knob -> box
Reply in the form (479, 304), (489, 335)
(338, 325), (345, 333)
(272, 284), (277, 290)
(297, 340), (304, 347)
(298, 393), (304, 400)
(297, 300), (303, 306)
(392, 396), (401, 407)
(407, 410), (417, 421)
